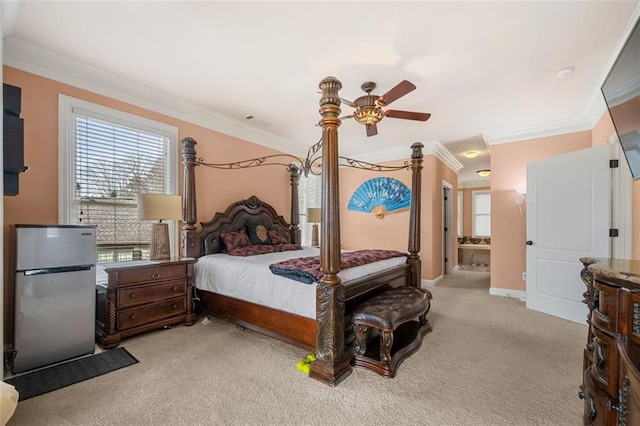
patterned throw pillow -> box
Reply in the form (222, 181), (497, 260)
(220, 228), (251, 252)
(227, 245), (280, 256)
(246, 222), (272, 245)
(278, 243), (302, 252)
(268, 228), (289, 245)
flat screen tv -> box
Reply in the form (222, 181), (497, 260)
(601, 16), (640, 180)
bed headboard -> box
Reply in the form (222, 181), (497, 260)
(183, 195), (294, 258)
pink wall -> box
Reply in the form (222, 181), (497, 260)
(3, 66), (291, 343)
(340, 154), (458, 280)
(490, 131), (592, 291)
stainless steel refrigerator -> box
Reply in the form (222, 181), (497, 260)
(13, 224), (97, 373)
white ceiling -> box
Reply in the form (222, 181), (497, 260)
(3, 1), (640, 183)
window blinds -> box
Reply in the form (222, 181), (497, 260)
(73, 113), (170, 262)
(473, 192), (491, 237)
(298, 173), (321, 246)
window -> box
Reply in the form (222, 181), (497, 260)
(59, 96), (178, 263)
(298, 173), (321, 246)
(472, 190), (491, 237)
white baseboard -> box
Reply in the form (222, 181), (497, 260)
(489, 287), (527, 302)
(421, 276), (443, 288)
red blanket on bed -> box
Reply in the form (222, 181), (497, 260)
(268, 249), (407, 284)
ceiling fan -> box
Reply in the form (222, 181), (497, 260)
(341, 80), (431, 137)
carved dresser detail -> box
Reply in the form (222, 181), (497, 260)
(579, 257), (640, 425)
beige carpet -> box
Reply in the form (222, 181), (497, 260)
(7, 270), (586, 425)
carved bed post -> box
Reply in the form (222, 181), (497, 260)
(288, 164), (301, 245)
(181, 137), (200, 258)
(408, 142), (423, 288)
(309, 76), (352, 386)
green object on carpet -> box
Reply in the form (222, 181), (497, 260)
(6, 347), (138, 401)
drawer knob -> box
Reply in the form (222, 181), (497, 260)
(172, 303), (177, 309)
(129, 293), (136, 299)
(129, 314), (136, 320)
(151, 271), (160, 279)
(172, 286), (178, 291)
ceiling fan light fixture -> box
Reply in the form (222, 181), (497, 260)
(476, 169), (491, 178)
(353, 105), (384, 126)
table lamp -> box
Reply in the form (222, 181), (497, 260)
(138, 194), (182, 260)
(307, 207), (321, 247)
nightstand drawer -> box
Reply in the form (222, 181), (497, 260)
(593, 280), (619, 333)
(118, 297), (186, 330)
(111, 264), (186, 286)
(117, 280), (186, 308)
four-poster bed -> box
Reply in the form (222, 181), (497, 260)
(180, 76), (425, 386)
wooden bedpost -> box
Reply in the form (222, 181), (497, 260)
(288, 164), (301, 245)
(309, 76), (352, 386)
(181, 137), (201, 258)
(408, 142), (423, 288)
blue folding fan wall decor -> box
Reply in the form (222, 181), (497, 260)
(347, 177), (411, 219)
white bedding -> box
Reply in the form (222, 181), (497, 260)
(194, 247), (407, 319)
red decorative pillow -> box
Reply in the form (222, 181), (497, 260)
(220, 228), (251, 252)
(278, 243), (302, 252)
(227, 245), (280, 256)
(268, 228), (289, 245)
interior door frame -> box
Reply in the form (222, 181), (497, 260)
(442, 180), (454, 274)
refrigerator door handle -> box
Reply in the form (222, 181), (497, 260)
(23, 265), (92, 276)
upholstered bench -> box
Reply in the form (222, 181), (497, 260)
(352, 286), (433, 377)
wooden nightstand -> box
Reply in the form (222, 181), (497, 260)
(95, 258), (197, 349)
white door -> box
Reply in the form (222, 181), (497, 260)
(526, 145), (610, 324)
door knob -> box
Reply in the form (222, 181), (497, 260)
(525, 240), (533, 246)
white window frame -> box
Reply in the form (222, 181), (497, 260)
(58, 95), (179, 262)
(472, 190), (491, 238)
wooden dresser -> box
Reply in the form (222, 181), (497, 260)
(96, 258), (197, 348)
(579, 257), (640, 425)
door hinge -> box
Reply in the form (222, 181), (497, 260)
(610, 228), (619, 238)
(444, 257), (448, 263)
(610, 159), (619, 168)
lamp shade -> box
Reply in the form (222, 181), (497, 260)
(306, 207), (321, 223)
(138, 194), (182, 221)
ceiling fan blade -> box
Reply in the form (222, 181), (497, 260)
(385, 110), (431, 121)
(340, 97), (355, 107)
(378, 80), (416, 106)
(366, 124), (378, 137)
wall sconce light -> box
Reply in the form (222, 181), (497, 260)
(306, 207), (321, 247)
(476, 169), (491, 178)
(138, 193), (182, 260)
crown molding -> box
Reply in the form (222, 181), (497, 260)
(352, 140), (463, 173)
(482, 117), (593, 146)
(3, 36), (306, 156)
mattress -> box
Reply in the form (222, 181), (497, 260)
(194, 247), (407, 319)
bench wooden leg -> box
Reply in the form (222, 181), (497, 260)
(380, 331), (394, 364)
(354, 324), (368, 356)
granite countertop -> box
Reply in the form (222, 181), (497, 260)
(581, 257), (640, 286)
